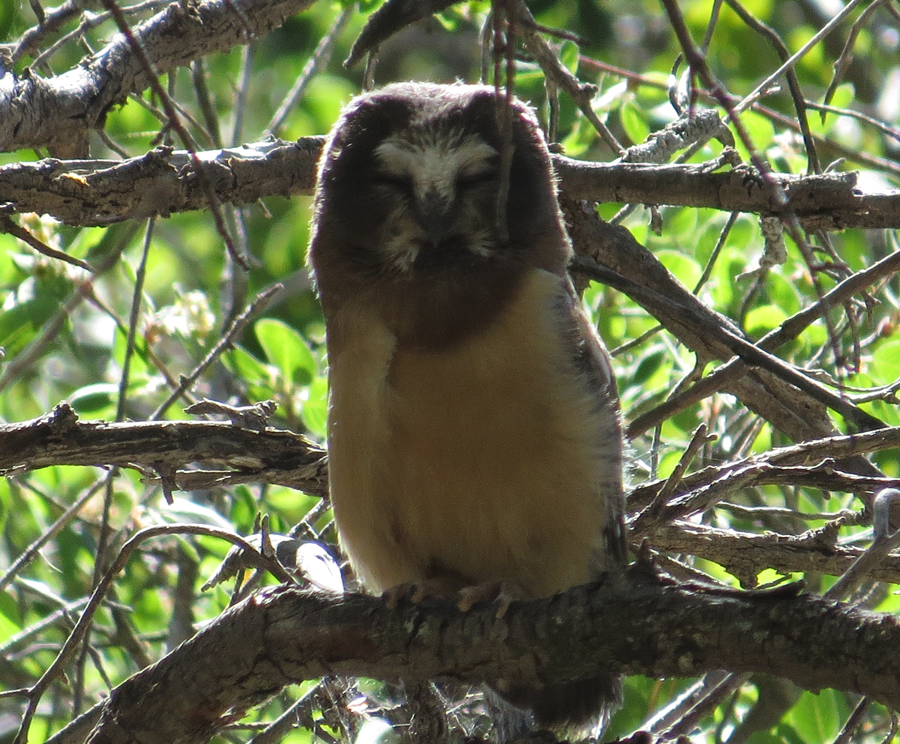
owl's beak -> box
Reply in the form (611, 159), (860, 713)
(415, 191), (457, 246)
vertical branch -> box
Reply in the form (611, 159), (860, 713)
(492, 0), (514, 244)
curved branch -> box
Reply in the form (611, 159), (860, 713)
(81, 571), (900, 744)
(563, 203), (890, 466)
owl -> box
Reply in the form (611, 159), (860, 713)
(308, 81), (627, 737)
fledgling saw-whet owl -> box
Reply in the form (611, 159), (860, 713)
(308, 81), (627, 737)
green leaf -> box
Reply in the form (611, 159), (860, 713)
(559, 40), (580, 75)
(161, 498), (236, 531)
(301, 375), (329, 438)
(0, 587), (20, 632)
(619, 100), (649, 147)
(785, 689), (844, 743)
(870, 338), (900, 384)
(656, 248), (702, 288)
(225, 346), (271, 388)
(744, 304), (789, 337)
(69, 382), (119, 417)
(0, 272), (72, 357)
(255, 318), (316, 386)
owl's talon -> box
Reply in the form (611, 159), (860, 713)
(383, 579), (452, 609)
(382, 583), (413, 610)
(457, 583), (499, 612)
(493, 596), (512, 619)
(457, 582), (522, 617)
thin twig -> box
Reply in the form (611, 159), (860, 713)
(731, 0), (872, 118)
(266, 6), (353, 137)
(0, 215), (93, 272)
(12, 524), (292, 744)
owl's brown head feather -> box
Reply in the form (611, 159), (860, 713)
(309, 83), (571, 347)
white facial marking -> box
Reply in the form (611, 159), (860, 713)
(373, 129), (499, 273)
(466, 229), (494, 257)
(375, 132), (497, 204)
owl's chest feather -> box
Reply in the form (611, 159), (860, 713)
(326, 269), (612, 596)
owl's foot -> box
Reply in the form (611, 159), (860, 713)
(457, 581), (524, 618)
(381, 579), (456, 609)
(383, 580), (524, 617)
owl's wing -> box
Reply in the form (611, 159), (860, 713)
(565, 281), (629, 569)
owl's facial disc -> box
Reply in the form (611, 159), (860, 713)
(373, 131), (499, 272)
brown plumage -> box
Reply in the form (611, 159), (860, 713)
(308, 81), (627, 737)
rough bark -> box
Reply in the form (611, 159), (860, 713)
(0, 402), (328, 497)
(76, 571), (900, 744)
(0, 0), (316, 156)
(0, 141), (897, 230)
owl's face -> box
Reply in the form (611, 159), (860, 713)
(311, 83), (569, 281)
(371, 127), (500, 272)
(309, 83), (572, 346)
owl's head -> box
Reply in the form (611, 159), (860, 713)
(309, 83), (570, 287)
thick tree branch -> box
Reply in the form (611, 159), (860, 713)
(2, 141), (898, 229)
(0, 0), (316, 156)
(0, 140), (324, 226)
(78, 571), (900, 744)
(553, 156), (900, 231)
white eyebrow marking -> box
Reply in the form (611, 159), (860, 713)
(375, 132), (497, 203)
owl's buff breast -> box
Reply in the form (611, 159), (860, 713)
(325, 268), (613, 598)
